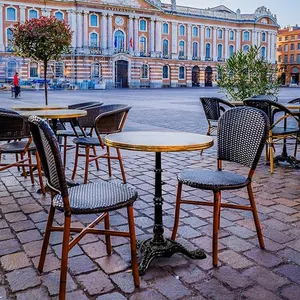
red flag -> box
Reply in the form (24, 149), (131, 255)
(130, 37), (133, 48)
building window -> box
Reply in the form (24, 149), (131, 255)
(90, 32), (98, 47)
(229, 45), (234, 57)
(179, 41), (185, 57)
(91, 63), (100, 79)
(278, 55), (282, 63)
(179, 66), (185, 79)
(291, 54), (295, 63)
(284, 55), (288, 63)
(284, 44), (288, 51)
(114, 30), (125, 52)
(55, 11), (63, 20)
(163, 39), (169, 57)
(179, 25), (185, 36)
(192, 42), (198, 58)
(139, 19), (146, 31)
(205, 43), (211, 59)
(285, 36), (288, 41)
(217, 44), (223, 60)
(192, 26), (198, 37)
(7, 60), (17, 78)
(162, 65), (169, 79)
(261, 46), (266, 59)
(291, 35), (295, 40)
(7, 7), (16, 21)
(30, 62), (38, 78)
(229, 30), (234, 40)
(206, 27), (211, 38)
(243, 45), (250, 52)
(6, 28), (13, 51)
(298, 43), (300, 50)
(90, 14), (98, 27)
(162, 23), (168, 34)
(217, 29), (223, 39)
(279, 37), (282, 41)
(297, 54), (300, 63)
(29, 9), (38, 20)
(243, 31), (250, 41)
(298, 35), (300, 40)
(261, 32), (266, 42)
(139, 36), (147, 54)
(141, 64), (149, 79)
(291, 44), (295, 51)
(278, 45), (282, 52)
(55, 62), (64, 78)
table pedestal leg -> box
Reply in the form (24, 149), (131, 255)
(138, 152), (206, 275)
(274, 138), (300, 169)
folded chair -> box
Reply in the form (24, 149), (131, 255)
(28, 116), (140, 300)
(171, 107), (269, 267)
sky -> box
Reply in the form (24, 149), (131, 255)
(175, 0), (300, 28)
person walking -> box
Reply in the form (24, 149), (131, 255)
(13, 72), (21, 98)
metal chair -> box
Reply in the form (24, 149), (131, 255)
(252, 94), (278, 102)
(171, 107), (269, 267)
(28, 115), (140, 300)
(71, 104), (130, 184)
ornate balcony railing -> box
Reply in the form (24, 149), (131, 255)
(162, 54), (171, 59)
(192, 56), (201, 61)
(205, 57), (213, 61)
(178, 55), (187, 60)
(217, 57), (225, 62)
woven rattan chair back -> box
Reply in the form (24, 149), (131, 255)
(217, 107), (269, 169)
(252, 94), (278, 102)
(68, 101), (103, 109)
(288, 97), (300, 104)
(77, 104), (106, 129)
(28, 116), (68, 198)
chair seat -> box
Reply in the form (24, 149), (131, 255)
(53, 181), (138, 214)
(0, 141), (35, 153)
(178, 170), (249, 191)
(56, 129), (86, 137)
(272, 126), (300, 136)
(73, 136), (100, 146)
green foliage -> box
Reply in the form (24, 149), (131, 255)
(217, 46), (279, 101)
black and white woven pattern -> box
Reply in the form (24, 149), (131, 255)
(217, 107), (269, 168)
(252, 94), (278, 102)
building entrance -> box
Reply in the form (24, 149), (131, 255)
(115, 60), (128, 88)
(192, 66), (200, 86)
(205, 66), (213, 87)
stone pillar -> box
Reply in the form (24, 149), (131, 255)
(70, 10), (77, 48)
(271, 32), (276, 63)
(236, 29), (241, 51)
(171, 22), (178, 59)
(186, 66), (192, 87)
(83, 10), (89, 47)
(155, 19), (162, 54)
(107, 13), (113, 53)
(128, 15), (134, 54)
(252, 29), (257, 46)
(150, 18), (155, 56)
(76, 11), (83, 49)
(213, 26), (217, 61)
(187, 24), (192, 60)
(20, 6), (26, 22)
(224, 28), (229, 59)
(0, 4), (4, 51)
(200, 25), (205, 60)
(257, 31), (261, 46)
(133, 16), (139, 54)
(101, 13), (108, 51)
(267, 31), (271, 62)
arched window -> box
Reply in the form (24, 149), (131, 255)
(179, 41), (185, 57)
(192, 42), (198, 58)
(206, 27), (211, 38)
(140, 19), (146, 31)
(163, 39), (169, 57)
(229, 45), (234, 57)
(217, 44), (223, 59)
(141, 64), (149, 79)
(55, 62), (64, 78)
(217, 29), (223, 39)
(90, 14), (98, 27)
(192, 26), (198, 37)
(205, 43), (211, 59)
(29, 9), (38, 20)
(261, 32), (266, 42)
(243, 31), (250, 41)
(179, 66), (185, 79)
(139, 36), (147, 54)
(162, 65), (169, 79)
(243, 45), (250, 52)
(291, 44), (295, 51)
(114, 30), (125, 52)
(7, 7), (16, 21)
(7, 60), (17, 78)
(90, 32), (98, 47)
(6, 28), (13, 51)
(284, 44), (288, 51)
(293, 66), (298, 73)
(229, 30), (234, 40)
(179, 25), (185, 36)
(55, 11), (63, 20)
(162, 23), (168, 34)
(261, 46), (266, 59)
(30, 62), (38, 77)
(91, 63), (100, 79)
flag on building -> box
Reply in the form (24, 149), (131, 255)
(130, 37), (133, 49)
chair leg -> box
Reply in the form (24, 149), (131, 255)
(294, 136), (299, 158)
(127, 205), (140, 288)
(265, 143), (269, 161)
(71, 145), (79, 181)
(117, 148), (126, 184)
(269, 142), (274, 173)
(15, 154), (20, 171)
(28, 151), (35, 184)
(36, 152), (46, 195)
(171, 182), (182, 241)
(63, 137), (67, 169)
(104, 213), (112, 255)
(247, 184), (265, 249)
(20, 153), (27, 178)
(107, 146), (112, 177)
(59, 215), (71, 300)
(84, 146), (90, 184)
(38, 206), (55, 272)
(92, 146), (100, 171)
(212, 191), (221, 267)
(207, 121), (211, 135)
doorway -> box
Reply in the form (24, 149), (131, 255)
(205, 66), (213, 87)
(115, 60), (128, 88)
(192, 66), (200, 86)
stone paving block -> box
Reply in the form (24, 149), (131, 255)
(242, 286), (282, 300)
(276, 264), (300, 284)
(129, 289), (166, 300)
(226, 224), (257, 238)
(23, 240), (50, 257)
(219, 235), (253, 252)
(182, 216), (208, 228)
(17, 229), (43, 243)
(263, 227), (295, 244)
(109, 271), (137, 294)
(191, 236), (226, 254)
(20, 203), (43, 214)
(280, 284), (300, 300)
(0, 287), (7, 300)
(5, 212), (27, 223)
(0, 239), (21, 255)
(0, 204), (20, 214)
(244, 248), (283, 267)
(68, 255), (98, 275)
(10, 220), (36, 232)
(172, 264), (207, 284)
(96, 254), (129, 274)
(218, 249), (254, 269)
(278, 248), (300, 265)
(0, 228), (15, 241)
(0, 252), (31, 271)
(0, 219), (8, 229)
(52, 244), (84, 259)
(32, 253), (61, 272)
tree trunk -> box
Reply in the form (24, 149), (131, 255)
(44, 60), (48, 105)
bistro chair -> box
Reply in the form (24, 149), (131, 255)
(171, 107), (269, 267)
(252, 94), (278, 102)
(244, 98), (300, 172)
(0, 111), (45, 194)
(71, 104), (131, 184)
(288, 97), (300, 156)
(28, 116), (140, 300)
(288, 97), (300, 104)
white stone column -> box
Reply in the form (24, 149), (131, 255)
(133, 16), (139, 54)
(236, 29), (241, 51)
(101, 13), (108, 51)
(76, 11), (83, 49)
(257, 31), (261, 46)
(0, 4), (4, 51)
(213, 26), (217, 61)
(20, 6), (26, 22)
(224, 28), (229, 59)
(128, 15), (134, 54)
(107, 13), (113, 53)
(200, 25), (205, 60)
(155, 19), (162, 54)
(252, 29), (257, 46)
(187, 24), (192, 60)
(83, 10), (89, 47)
(171, 22), (178, 59)
(271, 32), (276, 63)
(150, 18), (155, 56)
(70, 10), (77, 48)
(267, 31), (271, 62)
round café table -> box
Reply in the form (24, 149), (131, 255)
(105, 131), (214, 275)
(12, 104), (68, 111)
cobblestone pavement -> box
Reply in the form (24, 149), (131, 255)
(0, 88), (300, 299)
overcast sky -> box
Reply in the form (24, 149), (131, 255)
(175, 0), (299, 28)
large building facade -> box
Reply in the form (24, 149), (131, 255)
(0, 0), (279, 88)
(277, 26), (300, 86)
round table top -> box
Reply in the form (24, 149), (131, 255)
(105, 131), (214, 152)
(12, 104), (68, 111)
(19, 109), (87, 119)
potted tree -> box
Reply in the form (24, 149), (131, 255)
(12, 16), (73, 105)
(217, 46), (279, 101)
